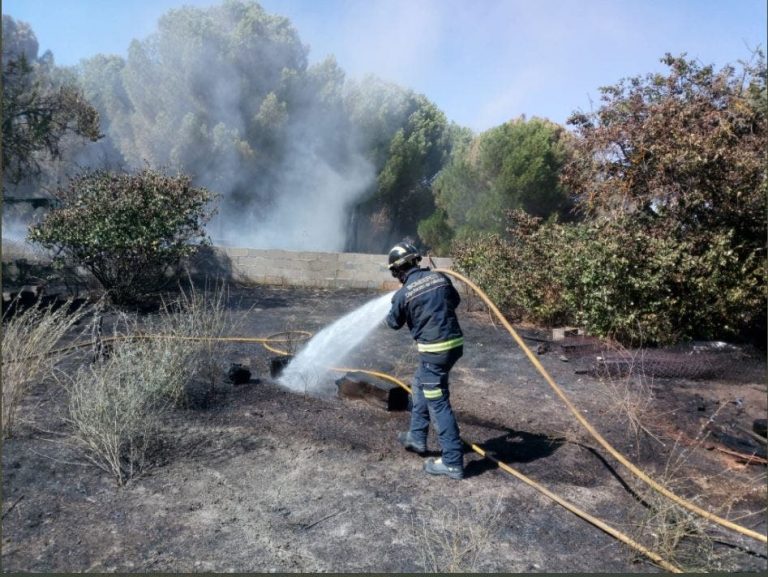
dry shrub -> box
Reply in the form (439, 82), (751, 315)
(626, 410), (766, 571)
(409, 497), (505, 573)
(63, 282), (237, 484)
(597, 345), (659, 445)
(629, 463), (719, 570)
(2, 298), (90, 438)
(154, 281), (236, 403)
(65, 338), (173, 485)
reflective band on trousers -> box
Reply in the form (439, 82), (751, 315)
(423, 388), (443, 399)
(417, 336), (464, 353)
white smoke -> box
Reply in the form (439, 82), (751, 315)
(220, 147), (374, 251)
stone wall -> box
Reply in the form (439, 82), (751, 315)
(201, 247), (455, 291)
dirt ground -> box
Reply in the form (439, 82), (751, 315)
(2, 285), (767, 573)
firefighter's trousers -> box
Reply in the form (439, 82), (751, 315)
(409, 346), (464, 469)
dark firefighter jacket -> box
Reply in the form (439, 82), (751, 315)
(386, 267), (463, 360)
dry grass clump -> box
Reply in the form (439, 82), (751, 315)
(63, 282), (237, 484)
(625, 411), (766, 572)
(632, 485), (709, 570)
(2, 298), (90, 438)
(409, 497), (505, 573)
(155, 281), (237, 402)
(595, 344), (663, 453)
(65, 335), (177, 485)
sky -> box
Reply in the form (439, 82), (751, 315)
(4, 0), (767, 132)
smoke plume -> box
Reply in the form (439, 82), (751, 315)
(75, 1), (376, 252)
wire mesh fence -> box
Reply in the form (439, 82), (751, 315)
(526, 333), (765, 383)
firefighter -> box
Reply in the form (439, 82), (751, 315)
(385, 241), (465, 480)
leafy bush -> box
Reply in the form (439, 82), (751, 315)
(564, 218), (766, 345)
(453, 211), (575, 326)
(29, 168), (217, 304)
(454, 211), (766, 346)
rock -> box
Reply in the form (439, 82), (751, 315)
(227, 363), (252, 385)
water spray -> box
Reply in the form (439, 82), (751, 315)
(278, 291), (395, 396)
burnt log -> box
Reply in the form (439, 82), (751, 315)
(270, 356), (293, 378)
(228, 363), (252, 385)
(335, 372), (409, 411)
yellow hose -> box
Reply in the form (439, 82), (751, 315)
(35, 327), (686, 570)
(332, 367), (683, 573)
(36, 331), (312, 359)
(25, 287), (763, 550)
(435, 267), (767, 544)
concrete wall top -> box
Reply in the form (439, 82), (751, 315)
(199, 246), (459, 292)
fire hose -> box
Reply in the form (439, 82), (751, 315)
(433, 268), (766, 545)
(14, 277), (765, 566)
(331, 366), (684, 573)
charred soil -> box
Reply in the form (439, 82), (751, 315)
(2, 286), (767, 572)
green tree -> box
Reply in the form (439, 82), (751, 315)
(2, 15), (101, 185)
(77, 1), (307, 222)
(343, 79), (456, 251)
(78, 1), (382, 250)
(433, 116), (573, 240)
(374, 97), (452, 244)
(119, 0), (305, 190)
(28, 168), (217, 304)
(563, 52), (767, 342)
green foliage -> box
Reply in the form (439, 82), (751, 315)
(362, 92), (453, 247)
(343, 79), (457, 249)
(561, 52), (767, 343)
(453, 211), (574, 326)
(345, 77), (424, 171)
(455, 211), (766, 345)
(432, 116), (573, 242)
(569, 219), (766, 345)
(77, 1), (314, 222)
(417, 209), (453, 256)
(28, 168), (217, 304)
(2, 15), (101, 184)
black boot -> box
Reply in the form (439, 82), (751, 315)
(397, 431), (427, 455)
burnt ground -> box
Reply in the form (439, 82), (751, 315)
(2, 285), (767, 573)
